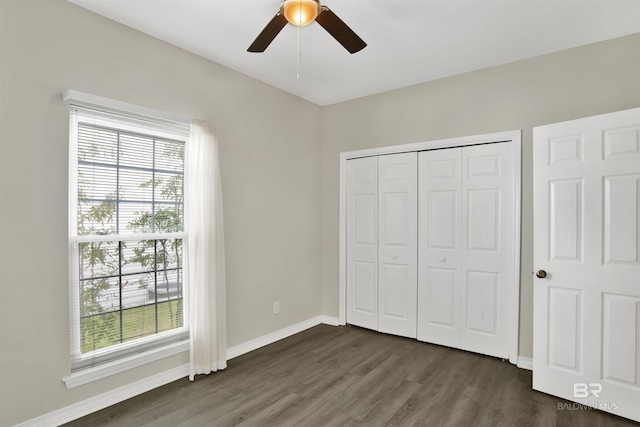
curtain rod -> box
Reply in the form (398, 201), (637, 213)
(62, 89), (191, 126)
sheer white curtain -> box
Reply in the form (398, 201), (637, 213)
(185, 119), (227, 381)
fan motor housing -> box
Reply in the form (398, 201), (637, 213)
(280, 0), (321, 26)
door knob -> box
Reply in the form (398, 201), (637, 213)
(391, 254), (398, 259)
(536, 270), (547, 279)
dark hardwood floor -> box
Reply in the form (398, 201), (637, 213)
(65, 325), (636, 426)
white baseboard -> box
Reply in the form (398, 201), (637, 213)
(517, 356), (533, 371)
(227, 315), (338, 359)
(19, 316), (338, 426)
(18, 364), (190, 427)
(319, 315), (341, 326)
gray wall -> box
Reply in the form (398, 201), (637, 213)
(0, 0), (321, 425)
(1, 0), (638, 424)
(320, 33), (640, 359)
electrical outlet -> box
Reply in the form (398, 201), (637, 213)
(273, 301), (280, 314)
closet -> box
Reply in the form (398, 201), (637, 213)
(346, 152), (417, 338)
(345, 140), (515, 359)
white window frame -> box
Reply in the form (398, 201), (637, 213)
(63, 90), (192, 388)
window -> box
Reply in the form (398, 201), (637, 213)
(69, 105), (190, 371)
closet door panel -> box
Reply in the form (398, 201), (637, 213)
(346, 157), (378, 330)
(378, 152), (418, 338)
(418, 148), (462, 346)
(380, 264), (410, 318)
(425, 267), (458, 326)
(461, 143), (513, 358)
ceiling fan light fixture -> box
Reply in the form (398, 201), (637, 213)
(248, 0), (366, 54)
(281, 0), (320, 26)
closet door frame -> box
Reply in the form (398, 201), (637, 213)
(339, 130), (522, 365)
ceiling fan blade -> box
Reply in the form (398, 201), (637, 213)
(315, 7), (366, 54)
(248, 13), (288, 52)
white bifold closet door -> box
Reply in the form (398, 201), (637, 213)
(378, 153), (418, 337)
(346, 156), (378, 331)
(417, 143), (513, 358)
(346, 152), (418, 338)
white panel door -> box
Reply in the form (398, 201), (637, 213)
(533, 108), (640, 422)
(378, 152), (418, 338)
(346, 156), (378, 331)
(418, 143), (512, 359)
(417, 148), (462, 346)
(460, 143), (513, 358)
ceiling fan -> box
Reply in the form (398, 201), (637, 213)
(248, 0), (367, 54)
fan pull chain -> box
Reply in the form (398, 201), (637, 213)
(297, 16), (302, 80)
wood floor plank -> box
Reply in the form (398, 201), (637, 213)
(64, 325), (636, 427)
(357, 379), (423, 425)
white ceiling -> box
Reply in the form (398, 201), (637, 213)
(68, 0), (640, 106)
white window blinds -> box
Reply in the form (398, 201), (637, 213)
(69, 104), (190, 371)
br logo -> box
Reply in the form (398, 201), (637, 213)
(573, 383), (602, 398)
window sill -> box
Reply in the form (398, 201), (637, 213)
(63, 340), (189, 389)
